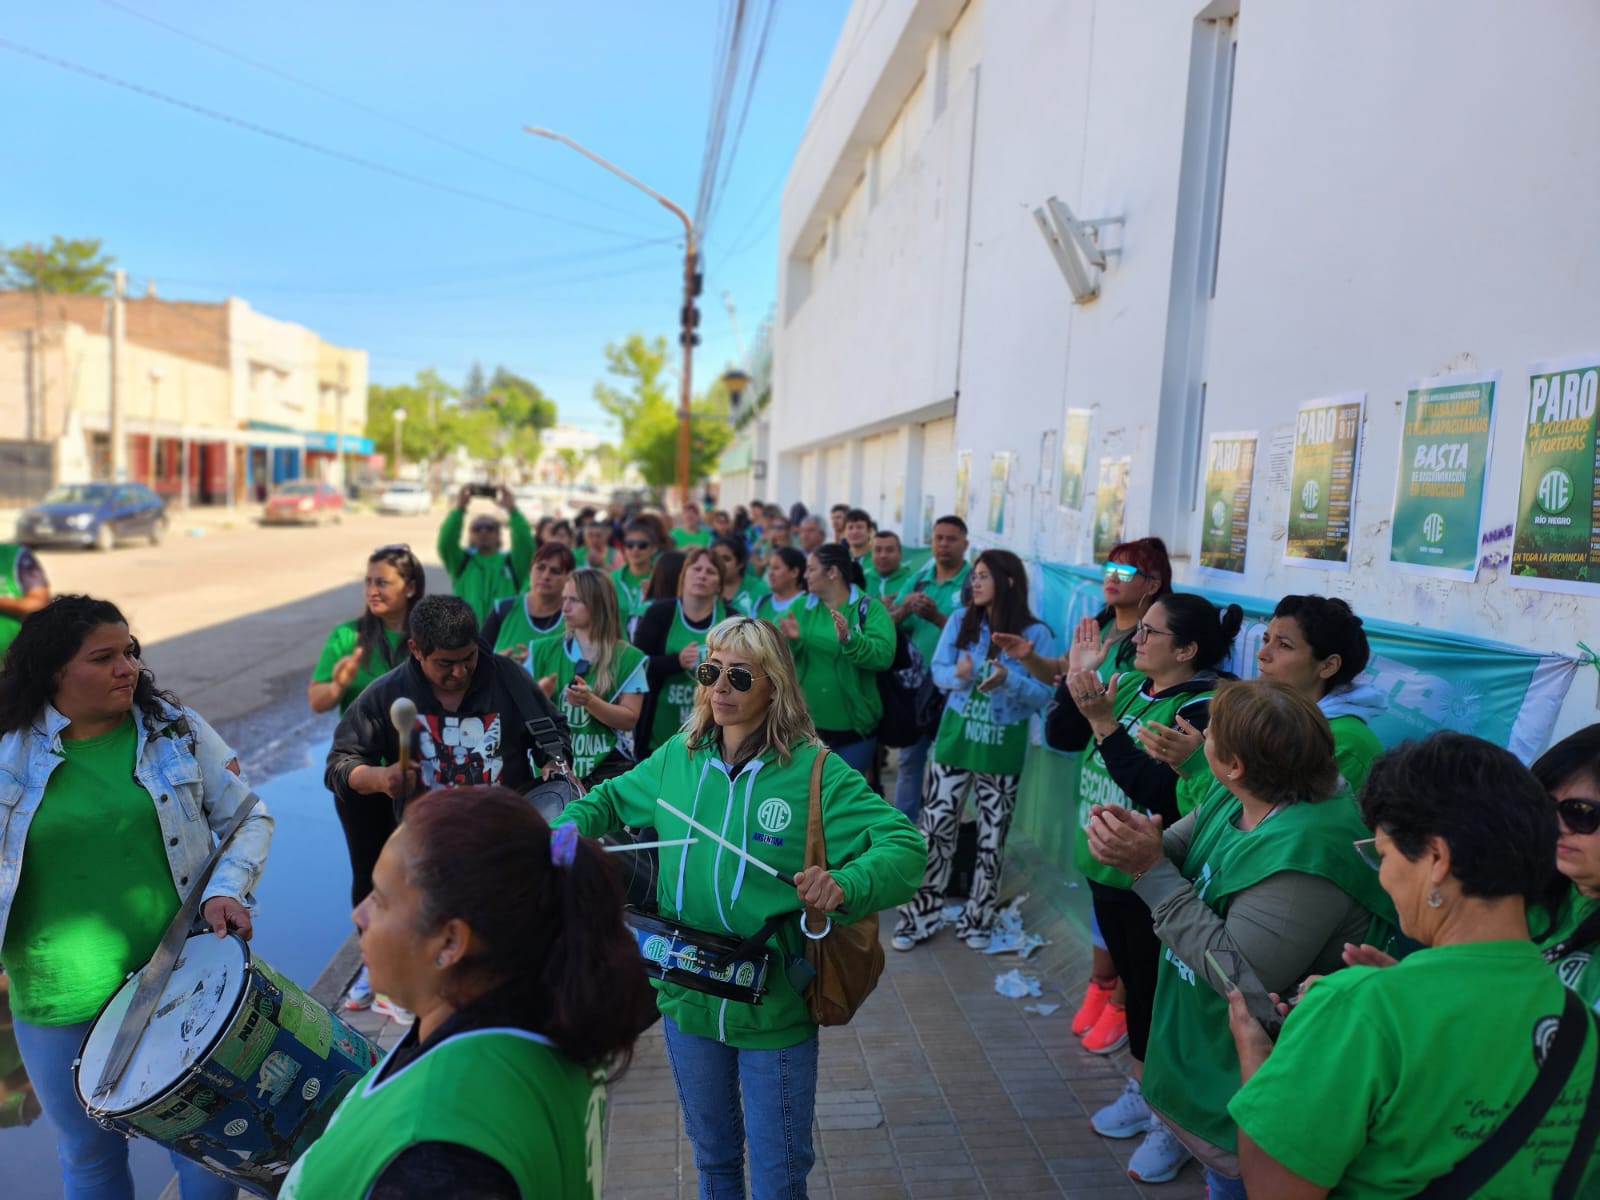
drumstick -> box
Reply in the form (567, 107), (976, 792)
(390, 697), (417, 807)
(604, 837), (698, 853)
(656, 799), (849, 915)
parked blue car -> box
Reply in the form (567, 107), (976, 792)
(15, 482), (168, 551)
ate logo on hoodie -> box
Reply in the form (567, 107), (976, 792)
(756, 798), (793, 834)
(417, 712), (504, 788)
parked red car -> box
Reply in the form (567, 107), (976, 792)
(262, 480), (345, 525)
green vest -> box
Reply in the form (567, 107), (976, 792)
(610, 566), (653, 625)
(528, 638), (647, 779)
(1074, 680), (1208, 888)
(0, 544), (23, 656)
(1142, 787), (1396, 1152)
(648, 600), (727, 750)
(492, 595), (566, 656)
(280, 1029), (605, 1200)
(933, 685), (1029, 776)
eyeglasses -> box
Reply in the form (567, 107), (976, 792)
(1353, 836), (1384, 870)
(374, 543), (412, 555)
(696, 662), (767, 692)
(1558, 797), (1600, 836)
(469, 524), (500, 535)
(1132, 622), (1176, 641)
(624, 539), (654, 550)
(1102, 563), (1144, 583)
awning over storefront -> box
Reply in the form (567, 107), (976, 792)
(304, 430), (374, 454)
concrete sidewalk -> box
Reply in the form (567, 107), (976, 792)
(335, 834), (1208, 1200)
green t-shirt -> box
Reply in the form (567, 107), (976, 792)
(1074, 680), (1214, 888)
(280, 1029), (605, 1200)
(648, 601), (727, 751)
(578, 544), (616, 571)
(932, 677), (1031, 776)
(491, 594), (566, 657)
(893, 561), (970, 668)
(1229, 940), (1600, 1198)
(2, 716), (180, 1025)
(1143, 788), (1395, 1153)
(611, 565), (654, 626)
(312, 620), (408, 716)
(527, 637), (648, 780)
(728, 567), (770, 616)
(1541, 886), (1600, 1013)
(863, 563), (914, 602)
(670, 526), (712, 548)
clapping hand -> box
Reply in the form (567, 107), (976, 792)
(501, 643), (529, 664)
(990, 631), (1034, 661)
(1066, 617), (1109, 674)
(536, 673), (558, 697)
(678, 643), (702, 669)
(1067, 668), (1118, 724)
(1084, 803), (1164, 877)
(955, 652), (974, 682)
(1136, 714), (1203, 771)
(977, 661), (1008, 694)
(830, 609), (850, 643)
(779, 612), (800, 640)
(564, 677), (594, 710)
(330, 644), (367, 690)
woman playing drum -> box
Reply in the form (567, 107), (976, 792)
(0, 595), (273, 1200)
(281, 786), (652, 1199)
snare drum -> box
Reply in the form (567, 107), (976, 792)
(626, 909), (772, 1005)
(74, 933), (379, 1197)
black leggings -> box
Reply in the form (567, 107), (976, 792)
(333, 791), (397, 909)
(1088, 878), (1163, 1063)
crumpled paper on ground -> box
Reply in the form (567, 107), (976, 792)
(1023, 1003), (1060, 1016)
(994, 969), (1043, 999)
(981, 894), (1050, 959)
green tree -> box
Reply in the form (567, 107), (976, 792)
(483, 366), (557, 462)
(0, 236), (115, 294)
(593, 333), (733, 488)
(368, 369), (486, 467)
(463, 360), (487, 403)
(555, 447), (585, 484)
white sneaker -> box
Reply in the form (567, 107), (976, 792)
(963, 932), (991, 951)
(372, 994), (415, 1025)
(1127, 1121), (1191, 1183)
(1090, 1077), (1153, 1139)
(343, 965), (373, 1011)
(891, 934), (917, 952)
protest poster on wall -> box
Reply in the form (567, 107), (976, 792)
(954, 450), (972, 520)
(1388, 371), (1498, 580)
(1198, 433), (1257, 574)
(1059, 409), (1093, 510)
(1091, 456), (1130, 560)
(1511, 356), (1600, 593)
(1286, 393), (1364, 569)
(988, 451), (1011, 534)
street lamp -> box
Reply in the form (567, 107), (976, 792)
(392, 408), (407, 480)
(721, 369), (752, 418)
(523, 126), (700, 510)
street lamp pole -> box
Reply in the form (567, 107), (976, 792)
(522, 126), (700, 509)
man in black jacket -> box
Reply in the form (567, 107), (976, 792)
(325, 595), (571, 908)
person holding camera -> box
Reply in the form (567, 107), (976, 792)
(1088, 680), (1394, 1195)
(436, 486), (534, 624)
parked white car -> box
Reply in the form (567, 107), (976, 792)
(377, 482), (432, 515)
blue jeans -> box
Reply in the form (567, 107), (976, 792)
(1205, 1167), (1248, 1199)
(893, 734), (930, 819)
(14, 1017), (237, 1200)
(661, 1016), (819, 1199)
(825, 735), (876, 778)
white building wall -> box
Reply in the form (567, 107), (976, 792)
(773, 0), (1600, 743)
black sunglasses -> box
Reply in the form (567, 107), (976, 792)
(1558, 797), (1600, 836)
(624, 539), (654, 550)
(696, 661), (767, 692)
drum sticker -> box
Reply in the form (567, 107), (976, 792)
(736, 964), (756, 989)
(642, 935), (671, 964)
(210, 992), (277, 1082)
(257, 1051), (301, 1105)
(255, 962), (335, 1058)
(301, 1076), (322, 1102)
(133, 1082), (222, 1140)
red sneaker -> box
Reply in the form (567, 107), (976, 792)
(1082, 1001), (1129, 1055)
(1072, 978), (1117, 1037)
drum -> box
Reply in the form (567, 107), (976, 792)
(626, 908), (772, 1005)
(74, 933), (379, 1197)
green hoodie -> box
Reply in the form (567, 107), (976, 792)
(436, 506), (535, 623)
(560, 736), (926, 1048)
(786, 590), (896, 735)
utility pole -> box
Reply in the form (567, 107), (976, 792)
(523, 126), (700, 509)
(110, 269), (128, 481)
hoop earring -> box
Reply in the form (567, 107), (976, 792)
(1426, 888), (1444, 909)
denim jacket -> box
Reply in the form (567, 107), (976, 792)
(931, 610), (1056, 726)
(0, 699), (274, 951)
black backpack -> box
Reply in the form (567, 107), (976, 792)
(861, 599), (928, 749)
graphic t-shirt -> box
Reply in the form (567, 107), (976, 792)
(3, 716), (180, 1025)
(490, 595), (565, 657)
(1541, 887), (1600, 1013)
(312, 621), (408, 716)
(1229, 940), (1600, 1198)
(527, 637), (648, 780)
(417, 712), (506, 790)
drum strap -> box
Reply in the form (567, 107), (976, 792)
(91, 790), (262, 1105)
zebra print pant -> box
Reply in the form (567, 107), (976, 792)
(895, 760), (1021, 942)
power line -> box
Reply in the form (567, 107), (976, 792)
(95, 0), (651, 225)
(0, 38), (646, 240)
(705, 0), (779, 235)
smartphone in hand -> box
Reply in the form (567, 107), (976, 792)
(1204, 948), (1285, 1040)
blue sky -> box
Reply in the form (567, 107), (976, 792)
(0, 0), (847, 436)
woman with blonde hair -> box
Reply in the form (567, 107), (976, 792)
(559, 616), (925, 1199)
(528, 568), (648, 789)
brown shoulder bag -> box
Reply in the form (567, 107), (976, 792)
(801, 748), (886, 1025)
